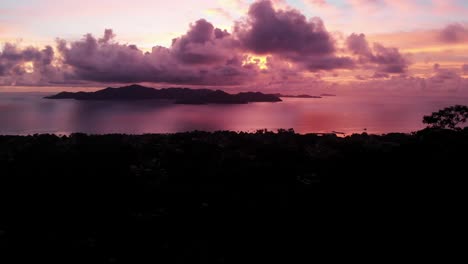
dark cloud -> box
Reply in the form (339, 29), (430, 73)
(439, 23), (468, 43)
(299, 56), (354, 71)
(0, 0), (419, 87)
(235, 0), (352, 71)
(214, 28), (230, 39)
(99, 29), (116, 44)
(184, 19), (215, 44)
(236, 0), (335, 55)
(353, 71), (389, 81)
(57, 29), (258, 85)
(346, 33), (372, 58)
(53, 1), (356, 85)
(462, 64), (468, 74)
(171, 19), (235, 65)
(428, 64), (462, 88)
(0, 42), (58, 84)
(346, 33), (408, 73)
(372, 43), (407, 73)
(372, 72), (389, 79)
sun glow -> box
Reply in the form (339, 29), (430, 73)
(23, 62), (34, 73)
(243, 55), (268, 70)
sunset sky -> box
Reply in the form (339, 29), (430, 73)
(1, 0), (468, 93)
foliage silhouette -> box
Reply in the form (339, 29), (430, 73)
(1, 126), (468, 263)
(423, 105), (468, 130)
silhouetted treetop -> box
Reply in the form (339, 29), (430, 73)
(423, 105), (468, 130)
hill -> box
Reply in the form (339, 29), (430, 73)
(45, 84), (282, 104)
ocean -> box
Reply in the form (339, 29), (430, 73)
(1, 92), (467, 135)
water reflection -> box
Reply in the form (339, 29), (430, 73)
(1, 93), (468, 135)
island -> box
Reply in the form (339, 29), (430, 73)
(320, 93), (336, 97)
(45, 84), (282, 104)
(274, 93), (322, 98)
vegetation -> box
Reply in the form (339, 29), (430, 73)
(423, 105), (468, 130)
(45, 84), (282, 104)
(1, 126), (468, 262)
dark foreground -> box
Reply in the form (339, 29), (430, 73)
(0, 129), (467, 263)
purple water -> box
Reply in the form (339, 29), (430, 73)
(1, 92), (467, 135)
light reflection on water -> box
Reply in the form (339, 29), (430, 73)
(1, 92), (468, 135)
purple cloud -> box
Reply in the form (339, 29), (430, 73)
(57, 29), (258, 85)
(0, 42), (59, 85)
(235, 0), (352, 71)
(346, 33), (408, 73)
(346, 33), (372, 58)
(171, 19), (235, 65)
(236, 0), (335, 55)
(462, 64), (468, 74)
(372, 43), (407, 73)
(440, 23), (468, 43)
(0, 0), (425, 87)
(372, 72), (389, 79)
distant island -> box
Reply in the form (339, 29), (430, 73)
(320, 93), (336, 97)
(274, 93), (322, 98)
(45, 84), (282, 104)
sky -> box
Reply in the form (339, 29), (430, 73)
(1, 0), (468, 94)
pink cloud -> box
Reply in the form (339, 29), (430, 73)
(236, 0), (354, 71)
(463, 64), (468, 74)
(55, 26), (258, 85)
(1, 0), (467, 93)
(347, 33), (409, 74)
(439, 23), (468, 43)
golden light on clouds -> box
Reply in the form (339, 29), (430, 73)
(23, 62), (34, 73)
(243, 55), (268, 70)
(401, 44), (468, 54)
(205, 8), (232, 20)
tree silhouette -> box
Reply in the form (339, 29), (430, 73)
(423, 105), (468, 130)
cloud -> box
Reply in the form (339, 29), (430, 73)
(372, 72), (389, 79)
(463, 64), (468, 74)
(56, 28), (259, 85)
(236, 0), (353, 71)
(342, 73), (468, 95)
(171, 19), (234, 65)
(347, 33), (372, 58)
(422, 63), (464, 92)
(2, 0), (463, 90)
(372, 43), (408, 73)
(352, 71), (389, 80)
(99, 29), (116, 44)
(346, 33), (408, 73)
(237, 0), (335, 55)
(0, 42), (62, 85)
(355, 74), (367, 80)
(439, 23), (468, 43)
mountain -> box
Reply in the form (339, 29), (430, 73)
(45, 84), (282, 104)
